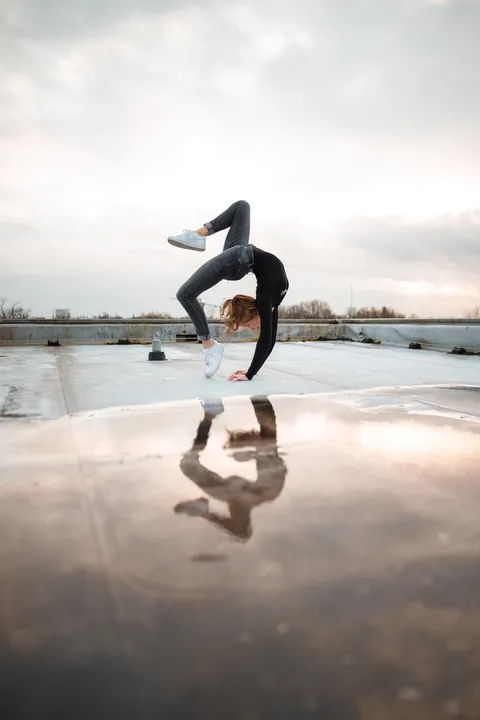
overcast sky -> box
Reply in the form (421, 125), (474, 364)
(1, 0), (480, 318)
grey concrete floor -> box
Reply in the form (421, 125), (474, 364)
(0, 340), (479, 419)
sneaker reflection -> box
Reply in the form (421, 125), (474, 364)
(174, 396), (287, 541)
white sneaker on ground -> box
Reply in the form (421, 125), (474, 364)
(167, 229), (206, 252)
(202, 340), (224, 378)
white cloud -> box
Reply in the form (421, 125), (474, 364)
(1, 0), (480, 317)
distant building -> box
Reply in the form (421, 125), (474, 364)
(54, 309), (71, 320)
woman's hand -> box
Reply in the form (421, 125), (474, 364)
(228, 370), (250, 382)
(228, 369), (246, 378)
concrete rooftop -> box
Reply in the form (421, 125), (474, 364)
(1, 340), (479, 419)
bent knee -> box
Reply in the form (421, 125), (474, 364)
(236, 199), (250, 211)
(176, 286), (188, 303)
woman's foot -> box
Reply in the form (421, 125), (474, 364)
(201, 398), (225, 416)
(167, 229), (206, 252)
(174, 498), (209, 517)
(202, 339), (224, 378)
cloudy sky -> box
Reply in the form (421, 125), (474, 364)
(1, 0), (479, 318)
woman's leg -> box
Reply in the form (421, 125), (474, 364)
(176, 254), (227, 343)
(176, 246), (250, 343)
(201, 200), (250, 251)
(168, 200), (250, 253)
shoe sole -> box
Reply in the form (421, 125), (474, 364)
(167, 237), (205, 252)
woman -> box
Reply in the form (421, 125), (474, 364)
(168, 200), (289, 381)
(174, 396), (287, 540)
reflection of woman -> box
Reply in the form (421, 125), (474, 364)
(175, 396), (287, 541)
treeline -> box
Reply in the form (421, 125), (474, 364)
(278, 299), (407, 319)
(2, 296), (480, 322)
(346, 305), (406, 319)
(278, 299), (335, 319)
(0, 297), (31, 320)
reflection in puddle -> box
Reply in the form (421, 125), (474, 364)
(190, 553), (229, 563)
(2, 390), (480, 718)
(359, 420), (479, 459)
(175, 396), (287, 541)
(341, 389), (480, 424)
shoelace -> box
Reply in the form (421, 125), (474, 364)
(202, 347), (215, 365)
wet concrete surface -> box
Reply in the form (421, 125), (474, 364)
(1, 385), (480, 718)
(1, 342), (480, 418)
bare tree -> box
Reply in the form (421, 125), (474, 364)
(133, 311), (174, 319)
(466, 306), (480, 319)
(91, 312), (123, 319)
(278, 299), (334, 319)
(0, 297), (32, 321)
(348, 305), (405, 319)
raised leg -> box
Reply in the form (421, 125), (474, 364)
(203, 200), (250, 251)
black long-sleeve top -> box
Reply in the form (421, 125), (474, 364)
(245, 246), (289, 380)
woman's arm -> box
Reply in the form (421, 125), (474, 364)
(245, 296), (275, 380)
(263, 305), (278, 364)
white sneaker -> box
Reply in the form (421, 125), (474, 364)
(202, 339), (224, 378)
(174, 498), (209, 516)
(167, 229), (206, 252)
(201, 398), (225, 416)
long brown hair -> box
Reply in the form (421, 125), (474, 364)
(220, 294), (257, 334)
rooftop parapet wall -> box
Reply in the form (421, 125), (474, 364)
(1, 320), (480, 351)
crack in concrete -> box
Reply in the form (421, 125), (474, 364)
(1, 385), (20, 417)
